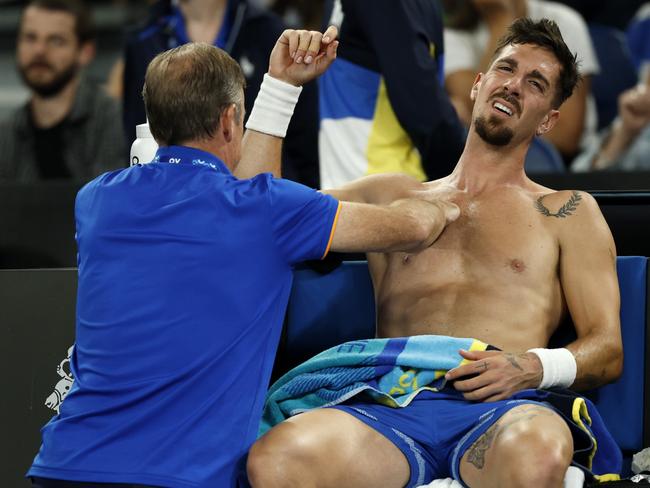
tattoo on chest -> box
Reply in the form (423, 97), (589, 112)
(534, 191), (582, 218)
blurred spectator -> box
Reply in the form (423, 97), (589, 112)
(0, 0), (126, 182)
(627, 3), (650, 74)
(571, 80), (650, 171)
(572, 6), (650, 172)
(555, 0), (645, 31)
(122, 0), (320, 187)
(318, 0), (466, 189)
(270, 0), (323, 30)
(442, 0), (599, 162)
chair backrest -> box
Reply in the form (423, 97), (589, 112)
(283, 257), (649, 452)
(593, 256), (648, 452)
(588, 23), (638, 130)
(277, 261), (375, 376)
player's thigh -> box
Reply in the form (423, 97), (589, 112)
(252, 408), (410, 487)
(459, 403), (573, 488)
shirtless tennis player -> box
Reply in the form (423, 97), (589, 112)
(247, 18), (623, 488)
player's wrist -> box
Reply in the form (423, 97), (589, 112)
(522, 351), (544, 387)
(245, 74), (302, 138)
(266, 70), (301, 87)
(527, 347), (577, 389)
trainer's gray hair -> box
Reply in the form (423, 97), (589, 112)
(143, 43), (246, 145)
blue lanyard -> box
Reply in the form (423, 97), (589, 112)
(153, 146), (230, 174)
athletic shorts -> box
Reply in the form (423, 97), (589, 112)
(331, 388), (551, 487)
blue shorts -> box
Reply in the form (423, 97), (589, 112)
(331, 388), (549, 487)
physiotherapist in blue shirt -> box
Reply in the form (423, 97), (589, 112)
(27, 26), (460, 488)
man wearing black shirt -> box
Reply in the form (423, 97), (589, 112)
(0, 0), (126, 182)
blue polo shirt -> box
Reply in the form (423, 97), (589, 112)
(28, 146), (340, 487)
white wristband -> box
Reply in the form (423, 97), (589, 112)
(245, 73), (302, 138)
(527, 347), (577, 389)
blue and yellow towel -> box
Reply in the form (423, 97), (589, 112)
(260, 335), (488, 435)
(259, 335), (622, 481)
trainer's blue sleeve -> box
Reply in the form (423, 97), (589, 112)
(266, 176), (341, 265)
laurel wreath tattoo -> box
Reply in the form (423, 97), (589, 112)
(535, 191), (582, 218)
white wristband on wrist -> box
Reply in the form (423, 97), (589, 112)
(527, 347), (577, 389)
(245, 73), (302, 138)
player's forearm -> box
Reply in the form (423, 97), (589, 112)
(235, 26), (338, 179)
(235, 75), (302, 179)
(565, 334), (623, 390)
(321, 182), (379, 204)
(237, 130), (282, 179)
(322, 174), (423, 205)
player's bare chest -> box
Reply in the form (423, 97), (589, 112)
(395, 194), (559, 276)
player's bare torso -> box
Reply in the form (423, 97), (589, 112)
(369, 177), (583, 351)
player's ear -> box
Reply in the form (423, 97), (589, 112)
(536, 109), (559, 136)
(470, 73), (483, 102)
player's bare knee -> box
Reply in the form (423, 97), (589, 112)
(247, 442), (304, 487)
(494, 407), (572, 487)
(246, 438), (272, 486)
(247, 425), (318, 487)
(501, 441), (570, 487)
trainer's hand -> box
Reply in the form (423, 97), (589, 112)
(445, 349), (543, 402)
(415, 199), (460, 249)
(408, 186), (461, 246)
(386, 198), (459, 251)
(268, 26), (339, 87)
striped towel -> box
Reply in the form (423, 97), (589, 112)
(259, 335), (488, 436)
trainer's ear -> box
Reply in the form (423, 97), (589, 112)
(470, 73), (483, 102)
(536, 109), (560, 136)
(221, 103), (238, 143)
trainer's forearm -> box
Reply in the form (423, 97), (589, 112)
(330, 200), (447, 253)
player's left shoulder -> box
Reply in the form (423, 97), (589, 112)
(535, 190), (615, 251)
(532, 189), (600, 221)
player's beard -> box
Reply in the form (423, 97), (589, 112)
(18, 58), (79, 98)
(474, 114), (514, 146)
